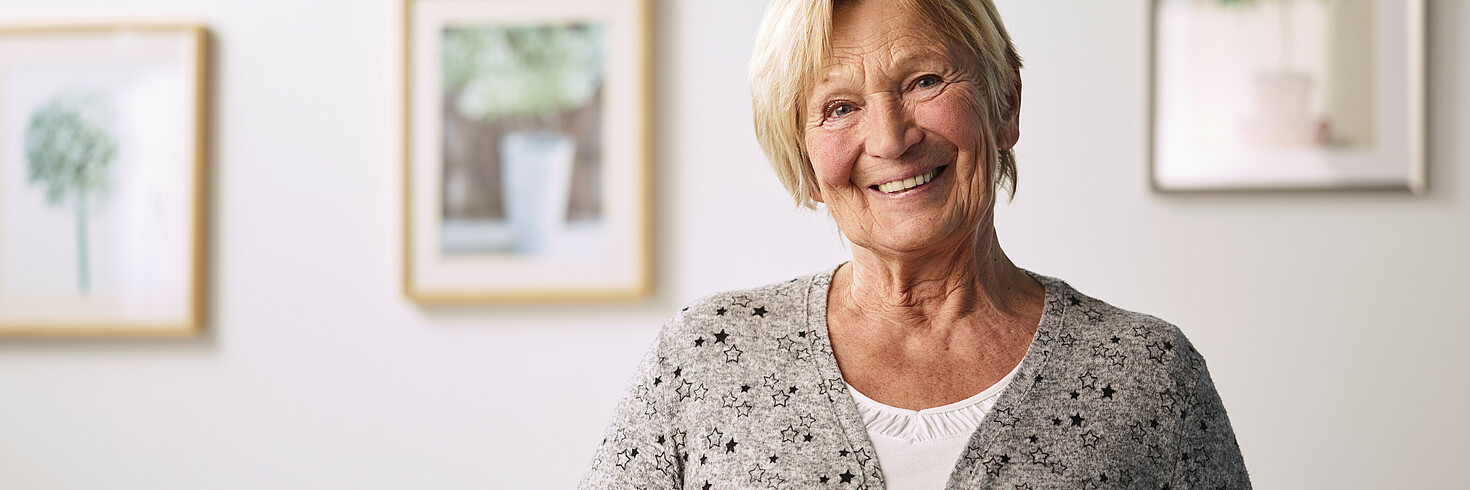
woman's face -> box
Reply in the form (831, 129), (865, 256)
(804, 0), (1016, 256)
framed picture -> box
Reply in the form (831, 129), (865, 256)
(1150, 0), (1425, 193)
(402, 0), (653, 303)
(0, 24), (208, 336)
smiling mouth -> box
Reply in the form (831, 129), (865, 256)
(872, 166), (946, 194)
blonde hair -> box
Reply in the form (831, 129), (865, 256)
(749, 0), (1023, 208)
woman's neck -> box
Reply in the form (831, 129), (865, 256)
(834, 227), (1040, 336)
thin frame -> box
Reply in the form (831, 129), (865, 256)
(400, 0), (655, 303)
(1147, 0), (1425, 194)
(0, 23), (208, 337)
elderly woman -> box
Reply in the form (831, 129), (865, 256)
(581, 0), (1249, 488)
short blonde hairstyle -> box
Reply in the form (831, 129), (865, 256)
(749, 0), (1023, 208)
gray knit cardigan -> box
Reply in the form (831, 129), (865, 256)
(579, 268), (1250, 489)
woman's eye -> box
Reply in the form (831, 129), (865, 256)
(913, 75), (941, 89)
(827, 103), (854, 119)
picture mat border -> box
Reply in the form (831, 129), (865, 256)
(0, 23), (208, 337)
(1147, 0), (1426, 194)
(400, 0), (655, 303)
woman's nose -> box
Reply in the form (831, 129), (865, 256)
(864, 99), (923, 159)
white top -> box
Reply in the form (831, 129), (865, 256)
(846, 361), (1023, 490)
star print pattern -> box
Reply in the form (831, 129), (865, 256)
(579, 269), (1251, 489)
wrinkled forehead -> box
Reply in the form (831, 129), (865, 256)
(812, 5), (966, 88)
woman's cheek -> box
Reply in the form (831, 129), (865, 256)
(807, 130), (858, 190)
(916, 87), (987, 151)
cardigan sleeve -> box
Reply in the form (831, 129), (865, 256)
(1169, 338), (1252, 489)
(578, 325), (684, 490)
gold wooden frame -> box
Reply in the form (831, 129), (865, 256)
(400, 0), (654, 304)
(0, 23), (208, 337)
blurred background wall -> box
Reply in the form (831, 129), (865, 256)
(0, 0), (1465, 488)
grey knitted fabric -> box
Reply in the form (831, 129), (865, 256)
(580, 267), (1250, 489)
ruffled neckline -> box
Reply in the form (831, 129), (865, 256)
(845, 360), (1023, 443)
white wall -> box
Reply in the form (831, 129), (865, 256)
(0, 1), (1465, 488)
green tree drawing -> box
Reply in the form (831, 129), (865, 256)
(25, 92), (117, 295)
(442, 24), (604, 122)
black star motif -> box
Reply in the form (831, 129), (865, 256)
(1067, 296), (1083, 306)
(1027, 434), (1038, 444)
(705, 428), (724, 449)
(1080, 430), (1101, 448)
(1132, 325), (1152, 339)
(1070, 413), (1086, 426)
(1149, 418), (1160, 429)
(1070, 390), (1081, 399)
(1052, 417), (1063, 426)
(673, 367), (682, 377)
(726, 438), (739, 453)
(1147, 341), (1171, 363)
(702, 481), (712, 490)
(748, 465), (765, 483)
(714, 330), (730, 343)
(715, 307), (727, 316)
(700, 455), (708, 465)
(724, 345), (743, 363)
(1101, 384), (1116, 399)
(788, 386), (799, 394)
(653, 376), (662, 386)
(1034, 373), (1046, 384)
(803, 434), (814, 442)
(1028, 447), (1051, 465)
(819, 476), (829, 483)
(982, 454), (1009, 476)
(675, 381), (692, 400)
(839, 470), (855, 483)
(769, 454), (779, 463)
(615, 448), (637, 469)
(752, 306), (768, 317)
(838, 449), (850, 457)
(993, 408), (1018, 427)
(1057, 332), (1077, 346)
(655, 435), (665, 444)
(1110, 336), (1121, 343)
(780, 426), (799, 443)
(694, 337), (705, 347)
(1077, 370), (1099, 389)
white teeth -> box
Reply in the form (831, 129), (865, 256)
(878, 168), (939, 194)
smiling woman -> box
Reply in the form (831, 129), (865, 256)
(580, 1), (1251, 489)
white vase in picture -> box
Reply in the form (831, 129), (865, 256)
(499, 129), (575, 255)
(1241, 70), (1329, 149)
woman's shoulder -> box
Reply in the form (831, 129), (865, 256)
(649, 269), (832, 368)
(1038, 275), (1211, 382)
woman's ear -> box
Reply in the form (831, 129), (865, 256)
(997, 69), (1022, 150)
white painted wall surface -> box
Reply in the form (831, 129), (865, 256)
(0, 1), (1465, 488)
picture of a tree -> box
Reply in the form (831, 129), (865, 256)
(24, 92), (117, 294)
